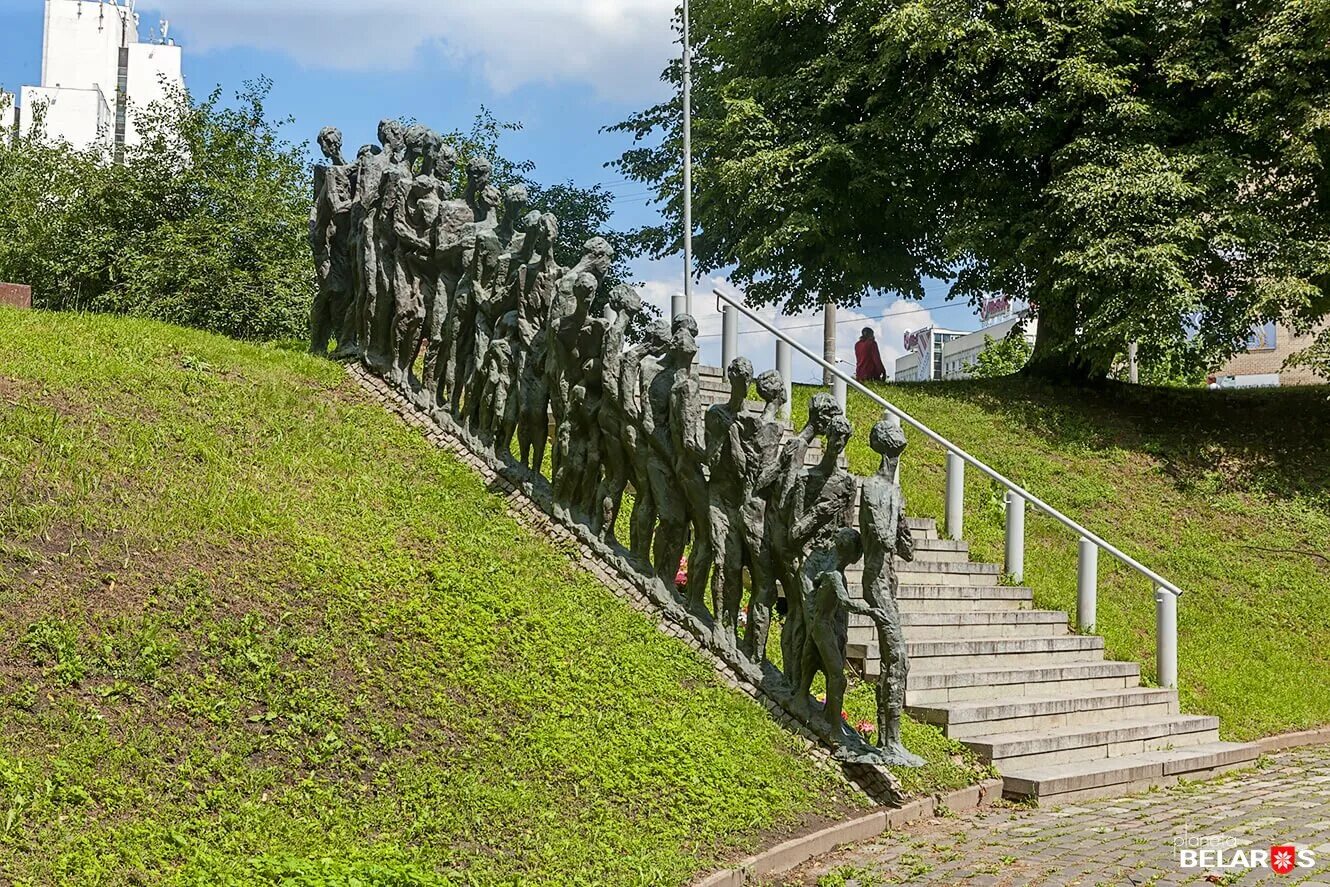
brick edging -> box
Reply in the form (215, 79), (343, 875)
(1255, 725), (1330, 755)
(691, 778), (1005, 886)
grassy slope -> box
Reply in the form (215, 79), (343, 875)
(792, 376), (1330, 741)
(0, 308), (878, 887)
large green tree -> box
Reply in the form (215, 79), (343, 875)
(611, 0), (1330, 381)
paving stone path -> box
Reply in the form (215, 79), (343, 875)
(780, 745), (1330, 887)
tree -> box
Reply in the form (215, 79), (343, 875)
(970, 332), (1033, 379)
(610, 0), (1330, 382)
(0, 78), (314, 341)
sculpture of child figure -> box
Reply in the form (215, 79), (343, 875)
(858, 414), (925, 767)
(797, 527), (865, 740)
(474, 310), (522, 451)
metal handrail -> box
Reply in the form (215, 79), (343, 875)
(712, 288), (1184, 599)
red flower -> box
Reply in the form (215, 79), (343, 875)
(675, 557), (689, 588)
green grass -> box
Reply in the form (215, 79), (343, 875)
(0, 308), (877, 886)
(791, 375), (1330, 741)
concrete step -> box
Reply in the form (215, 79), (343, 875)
(893, 584), (1033, 612)
(897, 661), (1141, 702)
(901, 635), (1104, 671)
(906, 517), (937, 540)
(1000, 741), (1260, 805)
(909, 537), (966, 554)
(908, 687), (1179, 739)
(894, 546), (973, 564)
(897, 610), (1069, 639)
(965, 715), (1221, 770)
(843, 542), (971, 573)
(893, 561), (1003, 586)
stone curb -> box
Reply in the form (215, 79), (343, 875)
(691, 777), (1004, 887)
(1255, 725), (1330, 755)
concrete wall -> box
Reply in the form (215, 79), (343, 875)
(20, 84), (112, 149)
(894, 351), (922, 382)
(124, 41), (182, 147)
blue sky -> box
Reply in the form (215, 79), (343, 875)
(0, 0), (981, 378)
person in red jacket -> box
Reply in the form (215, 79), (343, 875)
(855, 327), (887, 382)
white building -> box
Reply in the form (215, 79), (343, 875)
(894, 327), (969, 382)
(894, 298), (1039, 382)
(938, 314), (1038, 379)
(1, 91), (17, 142)
(17, 0), (183, 153)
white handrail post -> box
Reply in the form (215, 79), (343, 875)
(721, 304), (738, 371)
(1077, 538), (1098, 633)
(832, 375), (847, 413)
(775, 340), (792, 421)
(1005, 491), (1025, 584)
(945, 452), (964, 541)
(1156, 587), (1178, 689)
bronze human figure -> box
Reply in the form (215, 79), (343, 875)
(667, 319), (712, 617)
(739, 369), (788, 661)
(705, 357), (753, 649)
(309, 126), (356, 357)
(591, 285), (643, 541)
(859, 416), (924, 766)
(620, 319), (672, 563)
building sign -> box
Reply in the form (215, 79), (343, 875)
(904, 327), (934, 381)
(980, 296), (1012, 326)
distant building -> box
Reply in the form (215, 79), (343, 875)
(894, 326), (968, 382)
(1, 90), (16, 141)
(1210, 321), (1329, 388)
(894, 297), (1038, 382)
(940, 314), (1038, 380)
(17, 0), (183, 154)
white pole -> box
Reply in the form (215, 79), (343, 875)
(721, 305), (738, 371)
(822, 303), (837, 386)
(681, 0), (694, 318)
(945, 452), (964, 541)
(832, 376), (847, 413)
(1078, 538), (1098, 633)
(1005, 492), (1025, 584)
(1155, 586), (1178, 689)
(775, 340), (792, 421)
(1128, 341), (1139, 384)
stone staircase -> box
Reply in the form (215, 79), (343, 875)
(842, 517), (1258, 804)
(695, 366), (1259, 805)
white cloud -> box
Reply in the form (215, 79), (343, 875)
(146, 0), (677, 101)
(634, 275), (946, 385)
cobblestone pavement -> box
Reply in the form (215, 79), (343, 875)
(779, 746), (1330, 887)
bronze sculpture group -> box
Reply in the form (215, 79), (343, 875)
(309, 120), (923, 768)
